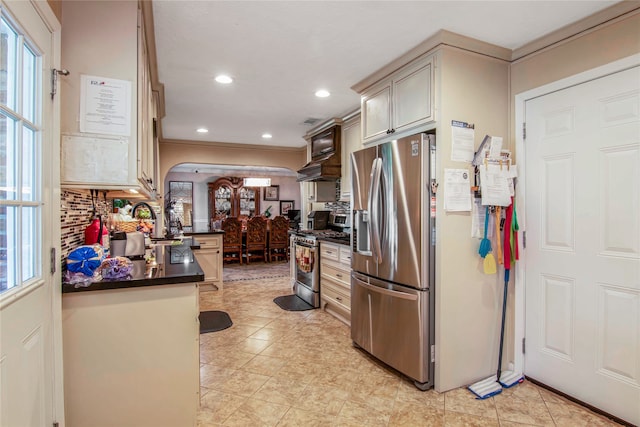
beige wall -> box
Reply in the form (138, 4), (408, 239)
(158, 139), (306, 202)
(434, 47), (510, 392)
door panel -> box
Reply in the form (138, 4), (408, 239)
(376, 136), (425, 288)
(0, 2), (57, 426)
(351, 145), (378, 278)
(351, 273), (430, 384)
(525, 66), (640, 425)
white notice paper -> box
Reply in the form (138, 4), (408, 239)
(479, 163), (511, 206)
(444, 168), (472, 211)
(488, 136), (503, 160)
(80, 74), (132, 136)
(451, 121), (475, 163)
(61, 134), (129, 184)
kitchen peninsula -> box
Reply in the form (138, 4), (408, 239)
(61, 242), (203, 427)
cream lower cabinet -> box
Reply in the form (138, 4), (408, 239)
(193, 234), (223, 290)
(320, 242), (352, 325)
(62, 283), (199, 427)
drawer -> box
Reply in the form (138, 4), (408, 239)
(321, 280), (351, 311)
(321, 263), (349, 287)
(320, 242), (339, 261)
(339, 246), (351, 265)
(198, 236), (221, 249)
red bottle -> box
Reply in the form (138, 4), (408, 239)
(84, 217), (108, 245)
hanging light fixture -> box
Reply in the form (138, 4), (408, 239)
(243, 177), (271, 187)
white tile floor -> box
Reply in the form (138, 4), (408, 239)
(197, 270), (622, 426)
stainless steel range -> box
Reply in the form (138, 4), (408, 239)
(292, 218), (350, 308)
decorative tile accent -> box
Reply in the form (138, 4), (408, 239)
(60, 190), (110, 267)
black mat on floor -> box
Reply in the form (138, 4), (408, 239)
(273, 294), (315, 311)
(199, 311), (233, 333)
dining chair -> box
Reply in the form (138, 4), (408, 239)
(244, 216), (267, 264)
(268, 215), (290, 262)
(221, 217), (243, 264)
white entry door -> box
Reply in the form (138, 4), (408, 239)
(0, 1), (60, 426)
(524, 66), (640, 425)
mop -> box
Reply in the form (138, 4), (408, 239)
(468, 199), (523, 399)
(498, 198), (524, 388)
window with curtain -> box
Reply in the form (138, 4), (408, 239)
(0, 14), (42, 292)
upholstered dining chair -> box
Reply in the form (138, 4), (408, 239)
(221, 217), (243, 264)
(244, 216), (267, 264)
(268, 215), (290, 262)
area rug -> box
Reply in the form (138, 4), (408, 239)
(273, 294), (315, 311)
(199, 310), (233, 333)
(223, 261), (290, 282)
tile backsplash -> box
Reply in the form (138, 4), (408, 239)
(60, 190), (110, 264)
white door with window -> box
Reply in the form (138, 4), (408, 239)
(0, 1), (61, 426)
(524, 65), (640, 425)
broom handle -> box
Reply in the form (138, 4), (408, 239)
(497, 269), (510, 379)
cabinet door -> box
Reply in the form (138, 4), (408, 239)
(361, 82), (391, 144)
(392, 57), (433, 133)
(213, 184), (233, 217)
(340, 117), (361, 201)
(195, 247), (221, 284)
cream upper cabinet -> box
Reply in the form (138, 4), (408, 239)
(60, 1), (157, 198)
(361, 55), (434, 145)
(340, 113), (362, 201)
(137, 15), (158, 196)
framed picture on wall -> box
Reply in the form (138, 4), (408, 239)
(264, 185), (279, 201)
(280, 200), (294, 215)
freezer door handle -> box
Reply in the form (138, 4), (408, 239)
(352, 274), (418, 301)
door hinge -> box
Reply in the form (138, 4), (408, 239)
(53, 422), (59, 427)
(522, 337), (526, 354)
(50, 247), (56, 274)
(523, 231), (526, 249)
(430, 344), (435, 362)
(522, 122), (526, 140)
(50, 68), (69, 100)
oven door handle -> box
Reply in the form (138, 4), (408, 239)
(294, 242), (317, 250)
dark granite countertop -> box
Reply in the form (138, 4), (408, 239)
(62, 242), (204, 294)
(184, 230), (225, 236)
(317, 237), (351, 246)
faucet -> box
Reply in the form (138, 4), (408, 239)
(131, 202), (157, 221)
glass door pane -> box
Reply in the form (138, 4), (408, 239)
(0, 13), (42, 293)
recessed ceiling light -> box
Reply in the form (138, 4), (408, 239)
(215, 74), (233, 84)
(262, 133), (272, 139)
(196, 128), (209, 133)
(315, 89), (330, 98)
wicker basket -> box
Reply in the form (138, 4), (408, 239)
(116, 220), (139, 233)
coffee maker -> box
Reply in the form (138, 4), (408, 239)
(110, 231), (146, 259)
(307, 210), (330, 230)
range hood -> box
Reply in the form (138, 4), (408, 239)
(297, 123), (342, 182)
(297, 152), (341, 182)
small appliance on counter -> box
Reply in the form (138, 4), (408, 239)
(110, 231), (145, 259)
(307, 210), (330, 230)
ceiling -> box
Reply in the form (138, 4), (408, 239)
(152, 0), (618, 149)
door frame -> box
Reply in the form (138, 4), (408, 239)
(513, 53), (640, 375)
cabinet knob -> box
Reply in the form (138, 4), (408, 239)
(336, 296), (342, 301)
(336, 273), (342, 278)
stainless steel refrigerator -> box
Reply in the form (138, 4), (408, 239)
(350, 133), (436, 390)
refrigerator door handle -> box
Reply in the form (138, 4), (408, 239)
(368, 157), (383, 264)
(352, 274), (418, 301)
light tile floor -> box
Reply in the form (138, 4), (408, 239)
(197, 272), (622, 427)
